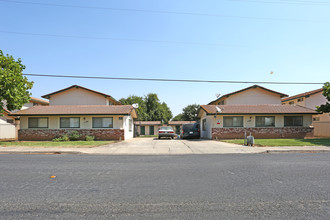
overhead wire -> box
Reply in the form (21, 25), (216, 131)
(0, 30), (244, 47)
(0, 0), (329, 23)
(23, 73), (325, 85)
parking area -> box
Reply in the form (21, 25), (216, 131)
(96, 137), (264, 155)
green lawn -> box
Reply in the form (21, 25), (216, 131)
(221, 139), (330, 147)
(0, 141), (114, 148)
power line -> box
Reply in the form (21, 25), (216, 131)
(0, 30), (244, 47)
(23, 73), (325, 85)
(0, 0), (329, 23)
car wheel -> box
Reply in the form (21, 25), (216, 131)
(171, 137), (174, 139)
(158, 136), (161, 139)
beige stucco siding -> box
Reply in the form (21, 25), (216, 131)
(305, 92), (327, 110)
(226, 88), (282, 105)
(282, 98), (306, 107)
(136, 125), (160, 135)
(209, 114), (313, 128)
(20, 115), (125, 130)
(49, 88), (108, 105)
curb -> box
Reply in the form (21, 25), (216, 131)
(0, 151), (84, 155)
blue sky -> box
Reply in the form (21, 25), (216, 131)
(1, 0), (329, 116)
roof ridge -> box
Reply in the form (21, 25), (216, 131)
(208, 85), (288, 105)
(282, 88), (323, 102)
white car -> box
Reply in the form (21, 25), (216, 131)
(158, 126), (176, 139)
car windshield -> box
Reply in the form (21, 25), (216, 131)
(159, 127), (173, 131)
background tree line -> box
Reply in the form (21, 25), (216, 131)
(119, 94), (173, 123)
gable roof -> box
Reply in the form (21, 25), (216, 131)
(10, 105), (137, 118)
(3, 108), (11, 114)
(199, 104), (317, 115)
(281, 88), (323, 102)
(41, 85), (120, 104)
(208, 85), (288, 105)
(134, 121), (162, 125)
(30, 97), (49, 105)
(168, 121), (197, 125)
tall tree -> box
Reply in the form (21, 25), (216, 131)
(119, 95), (147, 120)
(317, 82), (330, 113)
(181, 104), (200, 121)
(144, 93), (172, 123)
(0, 50), (33, 112)
(172, 113), (184, 121)
(119, 93), (173, 123)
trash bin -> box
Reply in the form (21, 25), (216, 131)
(247, 135), (254, 146)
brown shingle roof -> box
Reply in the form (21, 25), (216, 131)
(200, 105), (317, 115)
(168, 121), (197, 125)
(134, 121), (162, 125)
(208, 85), (288, 105)
(10, 105), (137, 118)
(41, 85), (120, 104)
(30, 97), (49, 105)
(282, 88), (323, 102)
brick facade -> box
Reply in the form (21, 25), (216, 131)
(212, 127), (314, 139)
(18, 129), (125, 141)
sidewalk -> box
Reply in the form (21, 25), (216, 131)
(0, 138), (329, 155)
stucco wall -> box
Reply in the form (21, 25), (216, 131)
(20, 115), (125, 130)
(226, 88), (282, 105)
(123, 116), (134, 140)
(49, 87), (108, 105)
(136, 125), (160, 135)
(210, 115), (313, 128)
(305, 92), (327, 110)
(200, 111), (213, 139)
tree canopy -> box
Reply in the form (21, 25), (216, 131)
(317, 82), (330, 113)
(172, 104), (200, 121)
(120, 93), (172, 123)
(0, 50), (33, 112)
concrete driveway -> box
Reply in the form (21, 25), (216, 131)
(87, 137), (265, 155)
(1, 138), (329, 155)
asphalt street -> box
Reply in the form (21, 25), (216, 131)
(0, 154), (329, 219)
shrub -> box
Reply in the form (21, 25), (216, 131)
(69, 131), (81, 141)
(52, 134), (69, 142)
(85, 135), (95, 141)
(61, 134), (70, 142)
(52, 137), (62, 142)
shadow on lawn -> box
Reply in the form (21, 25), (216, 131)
(300, 139), (330, 146)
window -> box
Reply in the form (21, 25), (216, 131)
(289, 101), (294, 105)
(28, 117), (48, 128)
(119, 117), (123, 120)
(218, 100), (225, 105)
(202, 119), (207, 131)
(284, 116), (303, 127)
(297, 98), (304, 102)
(60, 117), (80, 128)
(6, 119), (14, 124)
(33, 103), (39, 106)
(256, 116), (275, 127)
(129, 119), (133, 131)
(313, 117), (320, 122)
(223, 116), (243, 127)
(92, 117), (113, 128)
